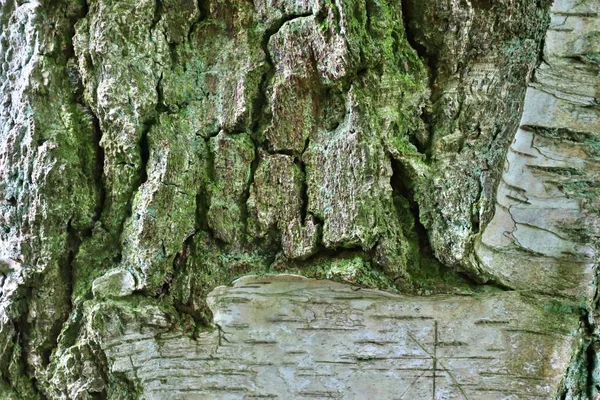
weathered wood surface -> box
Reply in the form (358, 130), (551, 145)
(101, 275), (578, 399)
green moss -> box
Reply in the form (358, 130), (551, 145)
(388, 134), (426, 163)
(583, 52), (600, 65)
(7, 342), (41, 400)
(0, 380), (19, 400)
(72, 225), (123, 303)
(584, 137), (600, 158)
(299, 255), (397, 290)
(557, 338), (594, 400)
(503, 38), (528, 57)
(55, 305), (85, 350)
(170, 232), (273, 324)
(559, 180), (600, 198)
(542, 299), (585, 316)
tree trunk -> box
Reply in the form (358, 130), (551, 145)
(0, 0), (597, 398)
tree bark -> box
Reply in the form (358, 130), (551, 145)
(0, 0), (597, 398)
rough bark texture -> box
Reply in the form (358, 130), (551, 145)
(0, 0), (597, 398)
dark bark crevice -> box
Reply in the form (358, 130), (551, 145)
(150, 0), (164, 32)
(389, 158), (436, 275)
(51, 220), (79, 362)
(261, 12), (313, 67)
(187, 0), (210, 41)
(138, 121), (152, 187)
(400, 0), (438, 97)
(89, 111), (106, 228)
(295, 156), (310, 225)
(241, 138), (258, 244)
(7, 284), (47, 400)
(400, 1), (429, 68)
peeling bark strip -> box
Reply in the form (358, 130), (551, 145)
(0, 0), (597, 398)
(99, 275), (578, 399)
(475, 0), (600, 303)
(473, 0), (600, 397)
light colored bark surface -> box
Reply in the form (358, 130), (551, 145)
(98, 275), (579, 399)
(476, 0), (600, 302)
